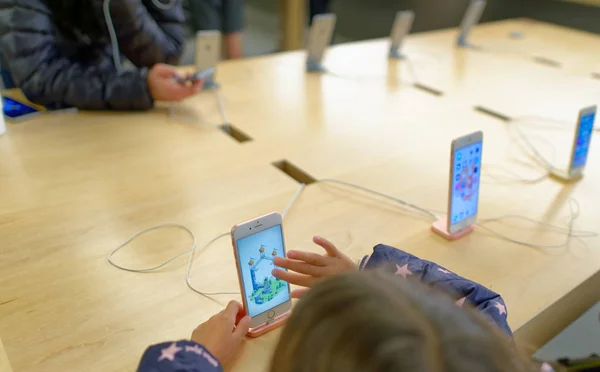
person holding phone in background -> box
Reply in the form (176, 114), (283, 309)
(188, 0), (245, 59)
(0, 0), (202, 111)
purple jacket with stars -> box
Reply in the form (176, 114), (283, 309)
(137, 244), (511, 372)
(360, 244), (512, 336)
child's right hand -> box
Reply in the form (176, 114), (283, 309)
(191, 301), (251, 364)
(272, 236), (357, 298)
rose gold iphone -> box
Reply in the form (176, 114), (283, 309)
(447, 131), (483, 234)
(231, 212), (291, 335)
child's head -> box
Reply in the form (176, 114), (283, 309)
(271, 270), (533, 372)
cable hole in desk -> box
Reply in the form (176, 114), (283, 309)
(272, 160), (316, 185)
(219, 124), (253, 143)
(474, 106), (511, 122)
(592, 72), (600, 80)
(532, 56), (561, 68)
(413, 83), (443, 97)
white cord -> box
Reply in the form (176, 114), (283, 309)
(515, 115), (600, 132)
(482, 165), (549, 185)
(476, 199), (595, 250)
(151, 0), (177, 10)
(507, 119), (559, 172)
(404, 57), (421, 86)
(103, 0), (122, 73)
(108, 183), (306, 297)
(109, 179), (596, 297)
(103, 0), (178, 73)
(322, 56), (421, 86)
(215, 89), (229, 124)
(317, 178), (438, 220)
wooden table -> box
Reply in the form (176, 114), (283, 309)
(0, 337), (13, 372)
(1, 19), (599, 372)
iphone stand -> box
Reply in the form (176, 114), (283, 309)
(307, 59), (326, 73)
(246, 311), (291, 338)
(431, 216), (474, 241)
(389, 47), (407, 59)
(457, 36), (479, 49)
(203, 75), (220, 90)
(549, 169), (583, 183)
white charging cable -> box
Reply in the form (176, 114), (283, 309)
(109, 176), (595, 298)
(507, 116), (572, 173)
(103, 0), (178, 73)
(103, 0), (123, 73)
(108, 183), (306, 297)
(151, 0), (177, 10)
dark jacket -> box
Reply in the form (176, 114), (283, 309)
(136, 245), (512, 372)
(0, 0), (185, 110)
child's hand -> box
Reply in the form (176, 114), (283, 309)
(272, 236), (356, 298)
(191, 301), (251, 364)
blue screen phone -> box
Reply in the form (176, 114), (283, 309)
(235, 225), (290, 318)
(570, 110), (596, 171)
(450, 141), (482, 227)
(2, 96), (40, 119)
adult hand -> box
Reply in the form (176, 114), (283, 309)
(191, 301), (251, 364)
(272, 236), (356, 298)
(147, 64), (203, 102)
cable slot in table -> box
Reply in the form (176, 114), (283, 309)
(272, 160), (316, 185)
(592, 72), (600, 80)
(412, 83), (443, 97)
(474, 106), (512, 122)
(219, 124), (253, 143)
(532, 56), (561, 68)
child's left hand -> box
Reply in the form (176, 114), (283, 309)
(272, 236), (357, 298)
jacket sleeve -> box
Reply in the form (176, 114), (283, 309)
(360, 244), (513, 336)
(0, 1), (154, 110)
(137, 340), (223, 372)
(107, 0), (185, 67)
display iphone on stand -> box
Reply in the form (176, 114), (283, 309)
(389, 10), (415, 59)
(551, 105), (596, 181)
(432, 131), (483, 240)
(231, 212), (291, 337)
(195, 30), (221, 88)
(457, 0), (487, 47)
(306, 13), (337, 72)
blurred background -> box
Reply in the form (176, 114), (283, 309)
(180, 0), (600, 64)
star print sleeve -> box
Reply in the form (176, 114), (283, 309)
(361, 244), (512, 337)
(136, 340), (223, 372)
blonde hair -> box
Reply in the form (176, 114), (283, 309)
(270, 270), (533, 372)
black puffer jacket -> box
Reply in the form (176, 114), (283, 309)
(0, 0), (185, 110)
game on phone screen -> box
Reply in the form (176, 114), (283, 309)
(236, 225), (290, 317)
(572, 111), (595, 168)
(450, 141), (482, 225)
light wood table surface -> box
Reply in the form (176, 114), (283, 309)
(1, 19), (599, 372)
(0, 337), (13, 372)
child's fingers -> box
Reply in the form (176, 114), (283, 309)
(273, 257), (325, 277)
(272, 269), (315, 287)
(285, 250), (327, 266)
(313, 236), (339, 257)
(223, 301), (243, 322)
(233, 315), (251, 339)
(234, 306), (247, 325)
(290, 288), (310, 299)
(191, 80), (204, 92)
